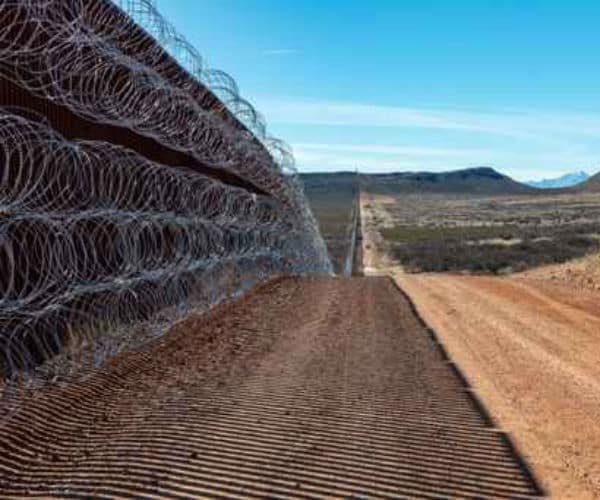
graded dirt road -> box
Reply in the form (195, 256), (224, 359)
(0, 277), (542, 498)
(360, 188), (600, 499)
(396, 272), (600, 499)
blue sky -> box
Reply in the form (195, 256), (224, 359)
(157, 0), (600, 180)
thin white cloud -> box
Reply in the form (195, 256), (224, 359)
(250, 96), (600, 178)
(293, 149), (470, 173)
(294, 142), (491, 158)
(292, 143), (489, 173)
(291, 141), (600, 180)
(261, 49), (300, 56)
(257, 97), (600, 140)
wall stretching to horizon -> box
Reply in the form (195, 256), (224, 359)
(0, 0), (331, 380)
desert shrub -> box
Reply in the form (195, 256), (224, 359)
(380, 224), (521, 243)
(390, 234), (600, 274)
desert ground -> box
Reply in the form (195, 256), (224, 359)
(361, 189), (600, 499)
(364, 188), (600, 274)
(0, 277), (542, 498)
(1, 177), (597, 498)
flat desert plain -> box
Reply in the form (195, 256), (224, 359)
(361, 190), (600, 499)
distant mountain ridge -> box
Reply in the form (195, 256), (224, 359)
(362, 167), (536, 195)
(526, 171), (589, 189)
(300, 167), (600, 195)
(577, 171), (600, 192)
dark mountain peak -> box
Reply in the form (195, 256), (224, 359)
(363, 167), (533, 195)
(578, 171), (600, 192)
(463, 166), (505, 179)
(301, 167), (537, 195)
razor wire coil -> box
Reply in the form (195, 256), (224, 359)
(0, 0), (331, 384)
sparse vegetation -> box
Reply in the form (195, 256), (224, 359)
(391, 234), (599, 274)
(371, 190), (600, 274)
(381, 224), (520, 243)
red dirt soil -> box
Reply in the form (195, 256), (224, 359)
(0, 277), (542, 498)
(396, 272), (600, 499)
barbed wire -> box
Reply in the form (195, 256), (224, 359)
(0, 0), (332, 388)
(0, 108), (330, 382)
(0, 0), (299, 197)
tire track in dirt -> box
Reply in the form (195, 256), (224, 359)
(0, 277), (543, 498)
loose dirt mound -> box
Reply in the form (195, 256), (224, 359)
(0, 277), (542, 498)
(516, 252), (600, 295)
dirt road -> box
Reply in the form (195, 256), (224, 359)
(0, 277), (542, 498)
(396, 273), (600, 499)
